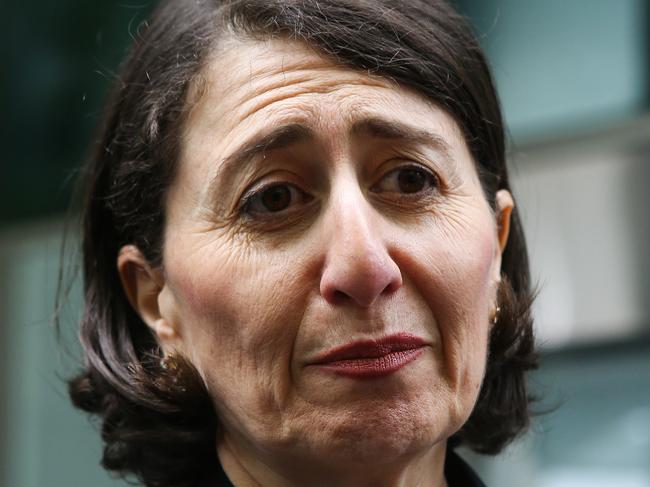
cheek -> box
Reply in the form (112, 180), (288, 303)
(396, 214), (496, 400)
(440, 237), (494, 379)
(165, 241), (311, 426)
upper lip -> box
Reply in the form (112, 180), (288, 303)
(310, 333), (427, 364)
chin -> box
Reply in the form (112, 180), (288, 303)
(296, 394), (454, 467)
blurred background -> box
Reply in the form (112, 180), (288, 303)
(1, 0), (649, 485)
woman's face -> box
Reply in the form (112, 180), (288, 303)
(128, 38), (512, 478)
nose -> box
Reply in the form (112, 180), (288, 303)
(319, 188), (403, 308)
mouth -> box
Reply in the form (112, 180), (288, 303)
(310, 333), (427, 379)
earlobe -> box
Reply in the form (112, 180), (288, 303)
(117, 245), (180, 346)
(152, 318), (177, 340)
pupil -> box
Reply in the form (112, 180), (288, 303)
(262, 186), (291, 212)
(398, 169), (426, 193)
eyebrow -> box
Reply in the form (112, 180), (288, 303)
(218, 123), (314, 177)
(208, 117), (453, 203)
(208, 123), (313, 203)
(350, 117), (453, 159)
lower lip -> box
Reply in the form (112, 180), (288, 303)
(315, 348), (425, 379)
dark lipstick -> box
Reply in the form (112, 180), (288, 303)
(311, 333), (426, 379)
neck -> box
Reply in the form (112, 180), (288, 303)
(217, 435), (449, 487)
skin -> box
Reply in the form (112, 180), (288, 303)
(118, 37), (513, 487)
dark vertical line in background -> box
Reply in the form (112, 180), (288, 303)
(645, 0), (650, 109)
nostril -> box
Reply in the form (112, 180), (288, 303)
(384, 275), (403, 295)
(323, 289), (350, 306)
(333, 290), (348, 303)
(321, 282), (351, 304)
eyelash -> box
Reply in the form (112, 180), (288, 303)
(370, 163), (439, 197)
(239, 183), (311, 217)
(238, 164), (439, 219)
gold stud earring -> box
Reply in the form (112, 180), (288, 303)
(159, 353), (186, 391)
(491, 306), (501, 325)
(160, 353), (179, 372)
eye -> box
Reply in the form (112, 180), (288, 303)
(241, 183), (311, 216)
(372, 165), (438, 195)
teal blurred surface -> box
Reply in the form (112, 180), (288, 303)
(0, 221), (127, 486)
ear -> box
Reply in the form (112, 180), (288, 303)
(491, 189), (514, 282)
(117, 245), (180, 350)
(495, 189), (514, 254)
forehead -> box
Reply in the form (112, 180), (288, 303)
(183, 37), (466, 145)
(167, 36), (482, 220)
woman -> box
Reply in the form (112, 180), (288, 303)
(69, 1), (536, 486)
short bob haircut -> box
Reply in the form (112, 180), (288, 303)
(68, 1), (537, 486)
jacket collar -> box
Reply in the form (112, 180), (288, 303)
(203, 448), (487, 486)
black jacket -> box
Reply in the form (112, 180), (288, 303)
(202, 449), (487, 486)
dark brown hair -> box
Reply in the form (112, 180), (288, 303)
(68, 1), (537, 485)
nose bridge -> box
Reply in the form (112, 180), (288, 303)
(319, 178), (402, 307)
(331, 184), (382, 260)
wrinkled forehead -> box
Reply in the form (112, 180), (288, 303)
(165, 34), (483, 221)
(182, 36), (467, 144)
